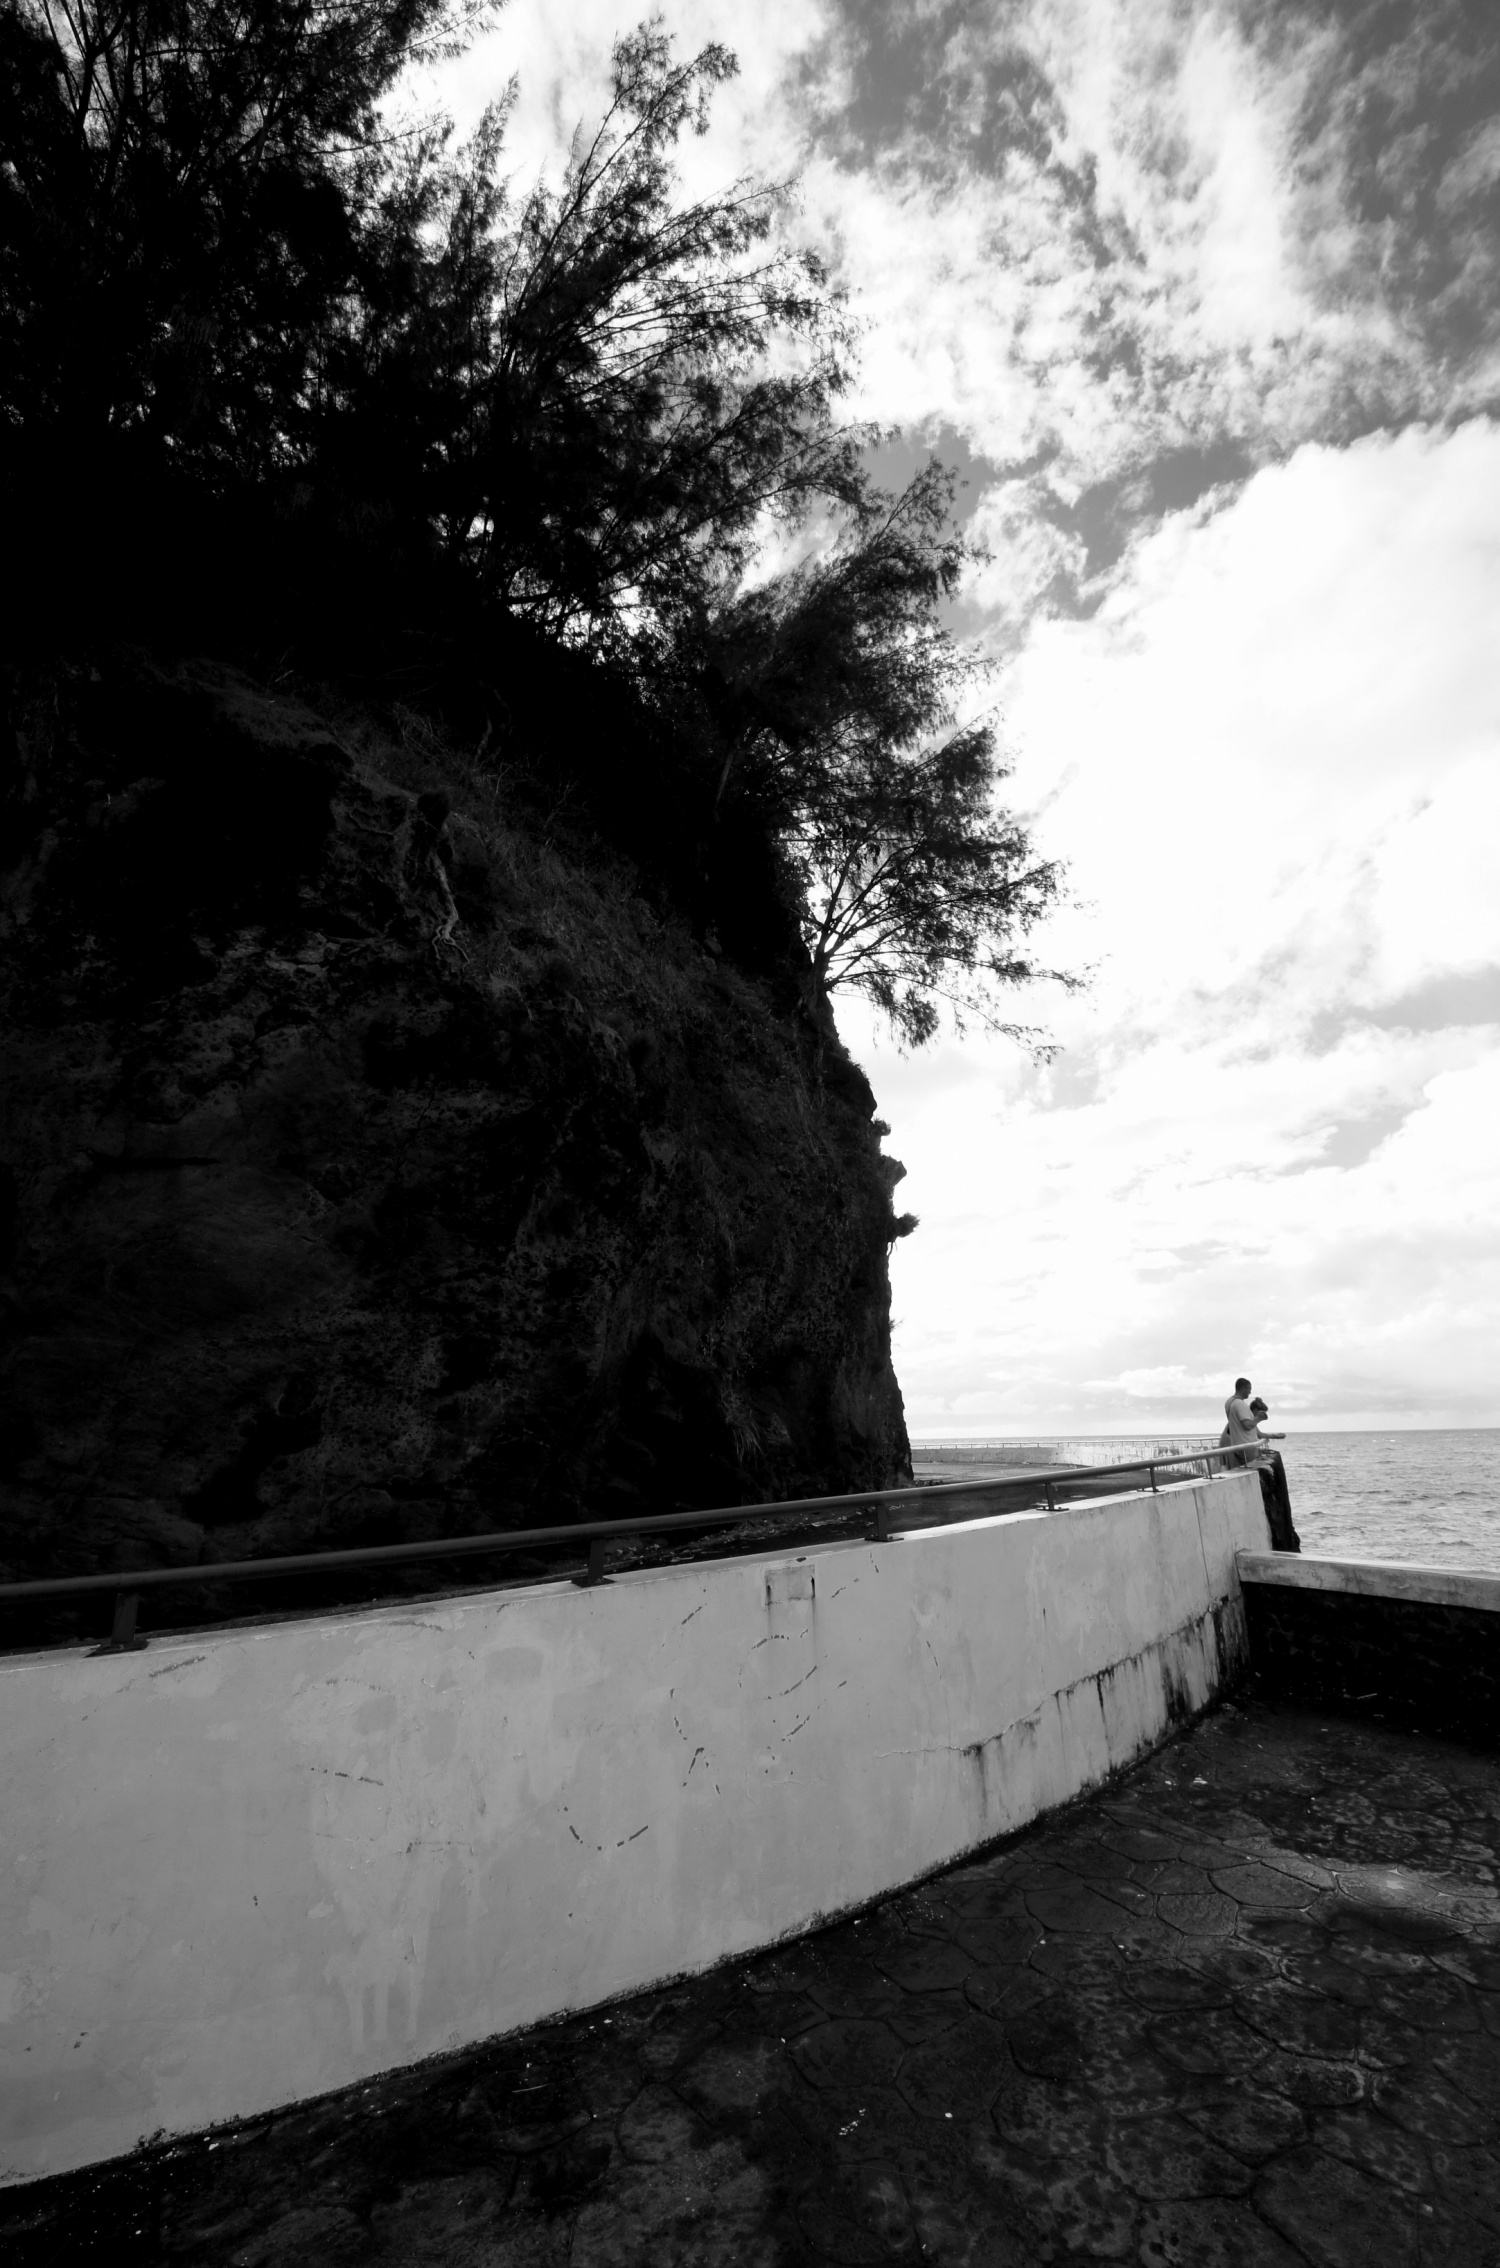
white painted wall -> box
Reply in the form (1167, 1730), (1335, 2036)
(1, 1472), (1269, 2184)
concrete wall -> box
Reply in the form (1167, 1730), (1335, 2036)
(1238, 1549), (1500, 1612)
(1239, 1548), (1500, 1747)
(912, 1437), (1217, 1473)
(2, 1472), (1268, 2184)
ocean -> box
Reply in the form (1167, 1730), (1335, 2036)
(1278, 1429), (1500, 1570)
(910, 1430), (1500, 1570)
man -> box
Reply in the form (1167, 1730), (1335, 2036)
(1221, 1377), (1300, 1552)
(1221, 1378), (1261, 1454)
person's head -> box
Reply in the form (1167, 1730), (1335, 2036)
(1250, 1398), (1268, 1417)
(1234, 1376), (1252, 1396)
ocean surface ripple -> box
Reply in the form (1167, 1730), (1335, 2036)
(1280, 1429), (1499, 1570)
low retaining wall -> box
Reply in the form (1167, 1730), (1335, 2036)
(1240, 1550), (1500, 1747)
(912, 1437), (1217, 1473)
(2, 1472), (1268, 2184)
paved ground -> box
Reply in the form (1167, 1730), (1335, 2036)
(8, 1700), (1500, 2267)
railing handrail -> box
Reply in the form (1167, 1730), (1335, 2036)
(0, 1444), (1260, 1607)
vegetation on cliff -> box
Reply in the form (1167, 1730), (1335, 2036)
(2, 0), (1063, 1043)
(0, 1), (1066, 1591)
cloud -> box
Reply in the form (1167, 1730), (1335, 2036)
(991, 420), (1500, 1022)
(1278, 0), (1500, 388)
(790, 0), (1500, 628)
(427, 0), (823, 195)
(1080, 1366), (1233, 1401)
(851, 420), (1500, 1431)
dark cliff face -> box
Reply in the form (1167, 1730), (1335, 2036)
(0, 656), (910, 1588)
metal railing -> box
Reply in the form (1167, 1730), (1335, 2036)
(0, 1443), (1261, 1654)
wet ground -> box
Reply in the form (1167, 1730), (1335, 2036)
(7, 1700), (1500, 2267)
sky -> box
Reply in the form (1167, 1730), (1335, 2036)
(434, 0), (1500, 1436)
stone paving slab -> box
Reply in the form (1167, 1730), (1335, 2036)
(7, 1701), (1500, 2266)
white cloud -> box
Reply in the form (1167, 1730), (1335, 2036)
(852, 420), (1500, 1433)
(1030, 0), (1317, 352)
(1081, 1366), (1237, 1400)
(1003, 420), (1500, 1010)
(791, 0), (1331, 482)
(427, 0), (820, 191)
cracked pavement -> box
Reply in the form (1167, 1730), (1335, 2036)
(8, 1700), (1500, 2266)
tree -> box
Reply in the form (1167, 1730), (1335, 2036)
(690, 464), (1070, 1046)
(0, 0), (488, 482)
(1, 3), (1068, 1046)
(1, 10), (867, 668)
(420, 27), (866, 655)
(789, 723), (1066, 1050)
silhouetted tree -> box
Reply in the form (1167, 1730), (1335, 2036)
(2, 12), (858, 647)
(789, 725), (1065, 1050)
(0, 0), (486, 485)
(1, 2), (1066, 1042)
(445, 29), (866, 652)
(691, 464), (1069, 1045)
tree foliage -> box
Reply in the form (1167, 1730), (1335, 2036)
(789, 726), (1065, 1051)
(2, 9), (855, 640)
(0, 0), (1067, 1046)
(448, 31), (866, 649)
(689, 465), (1069, 1046)
(0, 0), (480, 472)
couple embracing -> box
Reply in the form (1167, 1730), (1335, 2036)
(1221, 1377), (1300, 1552)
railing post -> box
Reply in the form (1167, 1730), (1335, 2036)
(1044, 1481), (1056, 1514)
(571, 1537), (610, 1588)
(1149, 1463), (1158, 1492)
(869, 1500), (892, 1543)
(91, 1590), (147, 1655)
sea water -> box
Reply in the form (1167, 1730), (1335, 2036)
(911, 1431), (1500, 1571)
(1279, 1430), (1500, 1570)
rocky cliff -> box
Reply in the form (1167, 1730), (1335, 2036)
(0, 654), (911, 1602)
